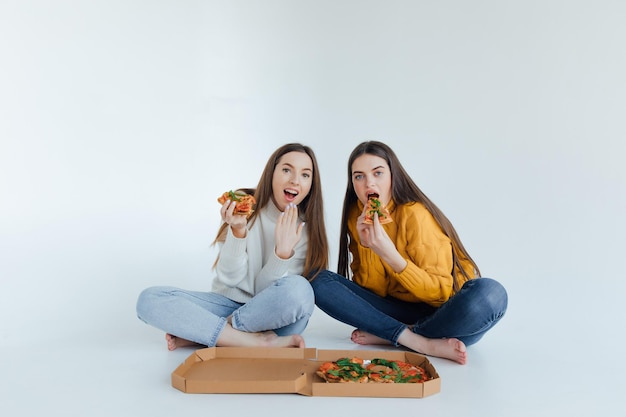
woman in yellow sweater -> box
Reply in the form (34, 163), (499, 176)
(310, 141), (507, 364)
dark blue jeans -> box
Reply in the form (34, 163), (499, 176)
(310, 270), (508, 346)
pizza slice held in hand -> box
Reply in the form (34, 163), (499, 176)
(364, 193), (392, 224)
(217, 190), (256, 217)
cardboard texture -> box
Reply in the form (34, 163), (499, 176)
(172, 347), (441, 398)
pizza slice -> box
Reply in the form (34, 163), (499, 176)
(316, 357), (369, 383)
(366, 358), (430, 383)
(363, 193), (392, 224)
(217, 190), (256, 217)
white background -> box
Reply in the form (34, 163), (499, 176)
(1, 1), (625, 416)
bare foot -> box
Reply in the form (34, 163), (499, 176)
(351, 329), (392, 345)
(398, 329), (467, 365)
(256, 332), (305, 348)
(165, 333), (203, 351)
(217, 324), (305, 348)
(422, 338), (467, 365)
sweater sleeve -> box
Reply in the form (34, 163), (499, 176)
(390, 207), (454, 306)
(214, 226), (249, 287)
(347, 204), (390, 289)
(254, 226), (307, 293)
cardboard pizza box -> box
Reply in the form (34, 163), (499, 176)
(171, 347), (441, 398)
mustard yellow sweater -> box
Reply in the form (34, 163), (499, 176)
(347, 200), (475, 307)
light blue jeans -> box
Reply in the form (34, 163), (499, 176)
(136, 275), (314, 347)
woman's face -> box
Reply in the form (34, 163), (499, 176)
(272, 151), (313, 211)
(351, 154), (392, 206)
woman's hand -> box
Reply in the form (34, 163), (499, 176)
(274, 203), (304, 259)
(220, 199), (248, 238)
(357, 205), (407, 273)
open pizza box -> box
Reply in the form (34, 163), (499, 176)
(171, 347), (441, 398)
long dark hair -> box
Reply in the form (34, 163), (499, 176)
(213, 143), (329, 279)
(337, 141), (480, 291)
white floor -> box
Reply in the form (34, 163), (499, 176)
(2, 294), (623, 417)
(2, 2), (625, 416)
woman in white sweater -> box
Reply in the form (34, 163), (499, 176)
(136, 143), (329, 350)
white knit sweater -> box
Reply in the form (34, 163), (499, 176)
(210, 201), (308, 303)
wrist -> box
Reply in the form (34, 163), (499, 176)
(230, 224), (246, 238)
(275, 248), (293, 260)
(389, 255), (407, 273)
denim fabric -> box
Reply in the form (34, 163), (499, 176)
(310, 270), (507, 346)
(136, 275), (314, 346)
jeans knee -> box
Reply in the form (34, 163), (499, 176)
(136, 287), (151, 319)
(281, 276), (315, 315)
(472, 278), (508, 317)
(136, 286), (169, 321)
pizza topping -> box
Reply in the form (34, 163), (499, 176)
(227, 190), (244, 202)
(316, 357), (430, 383)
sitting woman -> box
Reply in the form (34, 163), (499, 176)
(311, 141), (508, 364)
(137, 143), (329, 350)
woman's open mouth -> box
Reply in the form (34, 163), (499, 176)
(284, 189), (298, 202)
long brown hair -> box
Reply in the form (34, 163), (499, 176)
(337, 141), (480, 291)
(213, 143), (328, 279)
